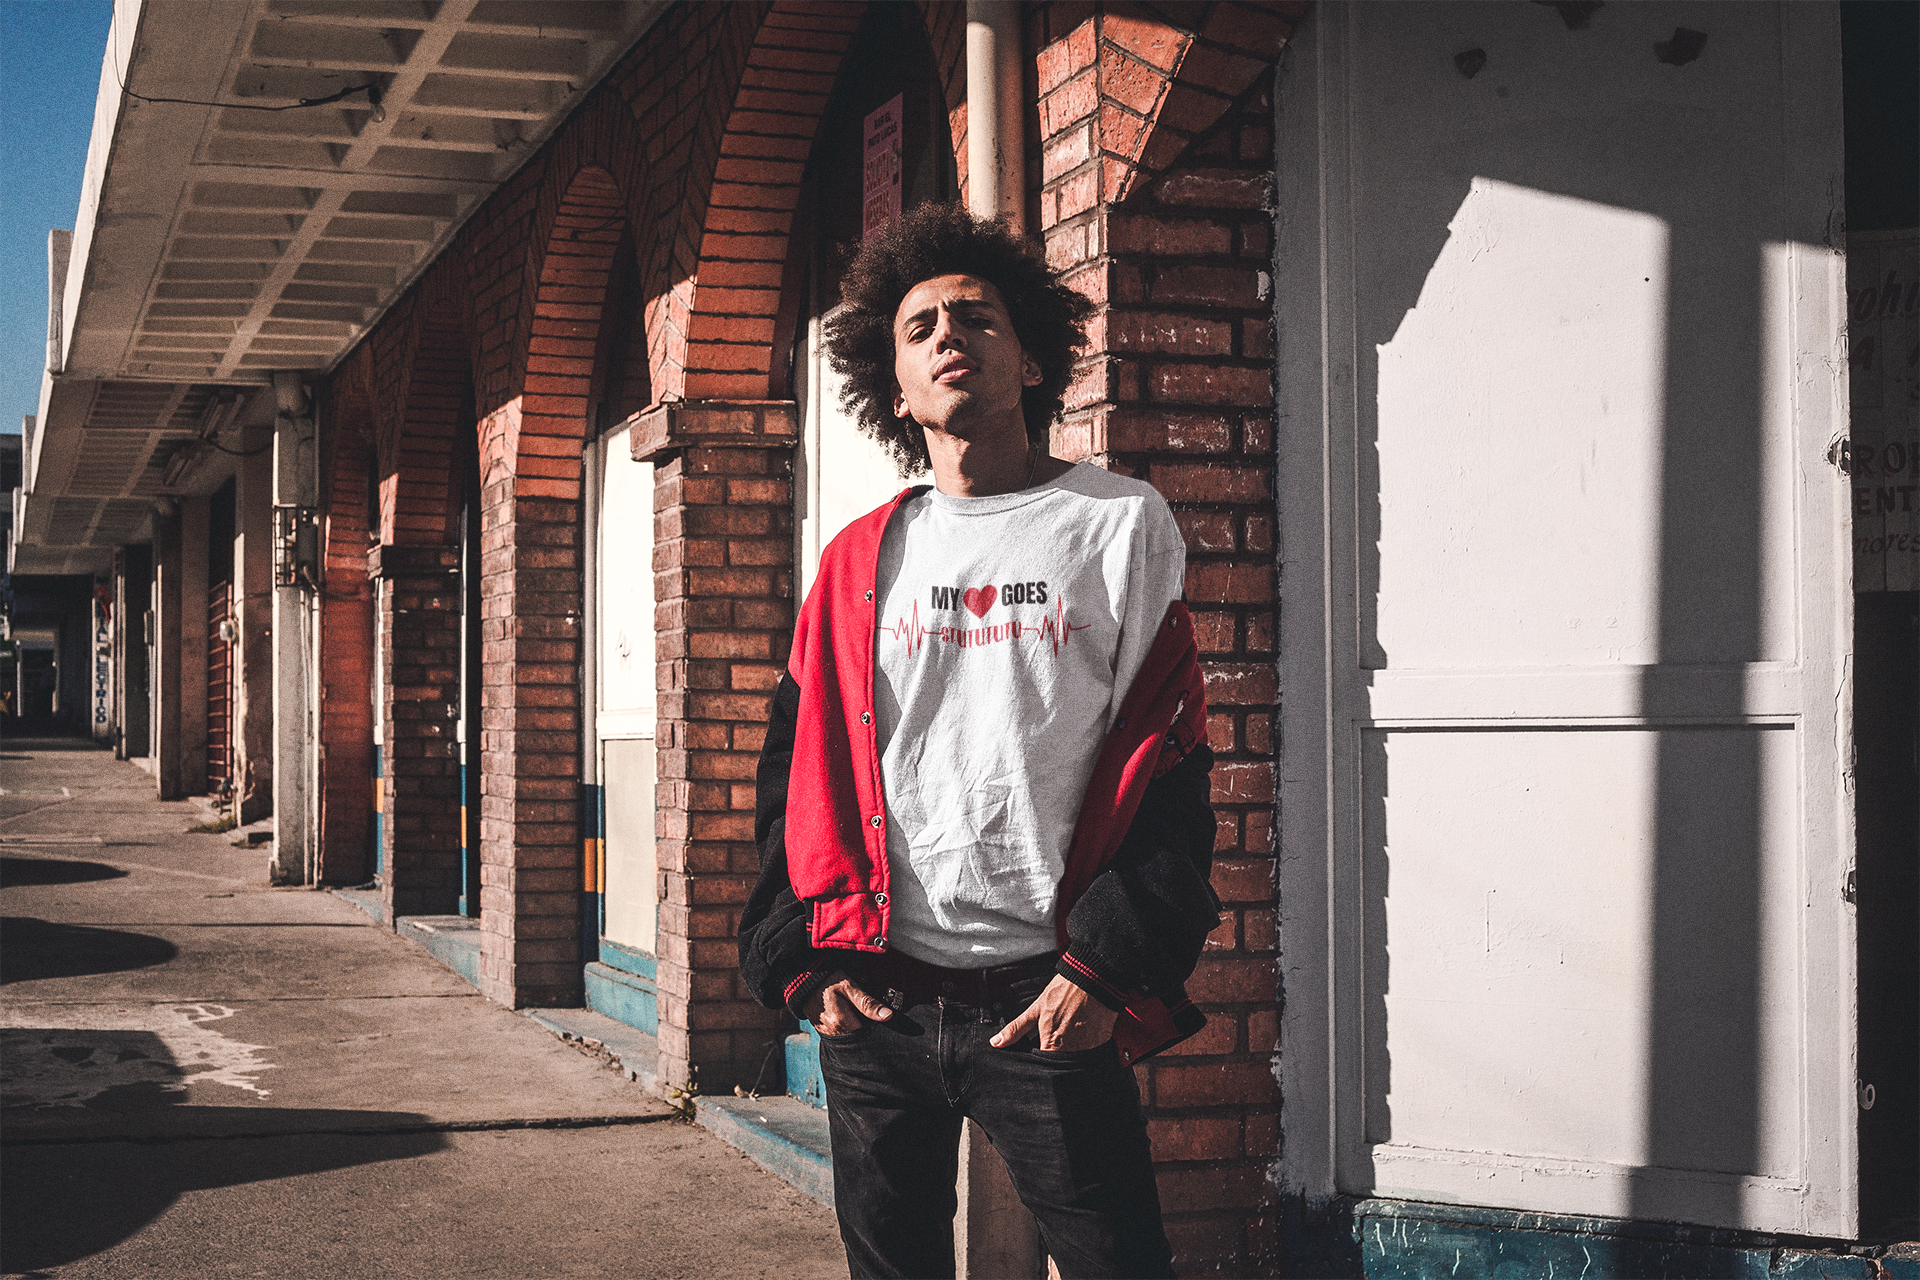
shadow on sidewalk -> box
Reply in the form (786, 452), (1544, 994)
(2, 1105), (450, 1273)
(2, 916), (178, 984)
(0, 858), (129, 886)
(4, 1024), (449, 1273)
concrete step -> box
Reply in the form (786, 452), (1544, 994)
(524, 1006), (660, 1094)
(694, 1093), (833, 1209)
(332, 886), (384, 924)
(395, 915), (481, 988)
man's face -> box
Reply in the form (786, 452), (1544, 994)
(890, 273), (1042, 436)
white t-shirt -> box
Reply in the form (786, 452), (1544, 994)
(871, 462), (1186, 968)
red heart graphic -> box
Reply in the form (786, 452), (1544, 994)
(962, 585), (997, 618)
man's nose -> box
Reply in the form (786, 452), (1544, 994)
(932, 309), (965, 350)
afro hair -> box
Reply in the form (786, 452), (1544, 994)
(824, 203), (1094, 476)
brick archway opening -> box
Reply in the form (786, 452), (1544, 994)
(375, 311), (476, 924)
(476, 165), (633, 1009)
(316, 367), (377, 887)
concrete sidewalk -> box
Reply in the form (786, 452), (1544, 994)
(0, 737), (845, 1279)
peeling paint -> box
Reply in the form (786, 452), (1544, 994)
(1, 1003), (276, 1105)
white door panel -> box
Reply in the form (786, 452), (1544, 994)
(594, 422), (657, 954)
(1277, 1), (1854, 1235)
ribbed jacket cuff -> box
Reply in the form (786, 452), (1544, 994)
(1056, 950), (1129, 1012)
(782, 969), (839, 1019)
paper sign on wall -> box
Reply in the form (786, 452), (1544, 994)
(863, 94), (903, 243)
(1847, 229), (1919, 592)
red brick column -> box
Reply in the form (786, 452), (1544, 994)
(475, 398), (589, 1010)
(316, 401), (376, 886)
(1030, 5), (1300, 1274)
(368, 544), (462, 924)
(634, 400), (797, 1095)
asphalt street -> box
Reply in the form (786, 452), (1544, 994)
(0, 736), (845, 1279)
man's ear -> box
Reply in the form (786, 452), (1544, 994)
(1022, 353), (1043, 388)
(891, 382), (911, 420)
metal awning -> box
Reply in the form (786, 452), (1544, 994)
(14, 0), (665, 571)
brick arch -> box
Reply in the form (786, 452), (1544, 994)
(383, 304), (474, 547)
(498, 86), (655, 417)
(1033, 1), (1304, 207)
(914, 0), (971, 206)
(475, 161), (638, 1010)
(675, 0), (868, 402)
(483, 165), (629, 495)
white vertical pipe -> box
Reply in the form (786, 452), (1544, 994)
(966, 0), (1026, 233)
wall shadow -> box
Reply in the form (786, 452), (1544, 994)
(1, 918), (178, 984)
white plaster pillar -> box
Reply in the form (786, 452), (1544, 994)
(269, 371), (317, 885)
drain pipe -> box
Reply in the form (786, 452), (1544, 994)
(966, 0), (1025, 233)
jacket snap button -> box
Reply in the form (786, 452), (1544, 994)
(872, 936), (887, 949)
(860, 711), (872, 724)
(870, 814), (883, 828)
(873, 892), (888, 906)
(864, 590), (874, 601)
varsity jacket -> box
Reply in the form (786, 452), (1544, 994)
(738, 487), (1220, 1064)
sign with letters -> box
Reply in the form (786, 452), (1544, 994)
(1847, 228), (1919, 592)
(863, 93), (902, 243)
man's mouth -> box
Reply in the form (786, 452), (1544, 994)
(932, 357), (977, 384)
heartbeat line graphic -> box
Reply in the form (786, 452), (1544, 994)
(1027, 596), (1092, 655)
(883, 600), (937, 657)
(882, 598), (1091, 659)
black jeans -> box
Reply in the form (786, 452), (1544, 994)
(816, 977), (1174, 1280)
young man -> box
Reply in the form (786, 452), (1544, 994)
(739, 205), (1219, 1279)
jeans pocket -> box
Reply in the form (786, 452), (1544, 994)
(815, 1020), (875, 1046)
(1028, 1038), (1117, 1064)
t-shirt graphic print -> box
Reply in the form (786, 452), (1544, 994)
(870, 463), (1185, 968)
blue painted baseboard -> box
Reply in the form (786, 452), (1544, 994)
(332, 886), (384, 925)
(1350, 1199), (1890, 1280)
(584, 960), (658, 1035)
(784, 1027), (824, 1108)
(395, 915), (481, 988)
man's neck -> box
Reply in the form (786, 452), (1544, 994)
(922, 411), (1070, 497)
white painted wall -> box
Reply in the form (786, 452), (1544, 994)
(794, 305), (928, 597)
(1276, 1), (1854, 1236)
(595, 424), (657, 953)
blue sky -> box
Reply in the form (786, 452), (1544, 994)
(1, 0), (113, 436)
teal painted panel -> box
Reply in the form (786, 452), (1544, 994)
(584, 961), (658, 1035)
(397, 918), (481, 989)
(597, 936), (657, 981)
(1356, 1202), (1879, 1280)
(1880, 1247), (1920, 1280)
(784, 1028), (824, 1108)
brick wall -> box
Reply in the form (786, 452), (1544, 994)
(1030, 4), (1300, 1274)
(637, 404), (797, 1092)
(315, 372), (375, 885)
(371, 542), (462, 923)
(315, 12), (1302, 1256)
